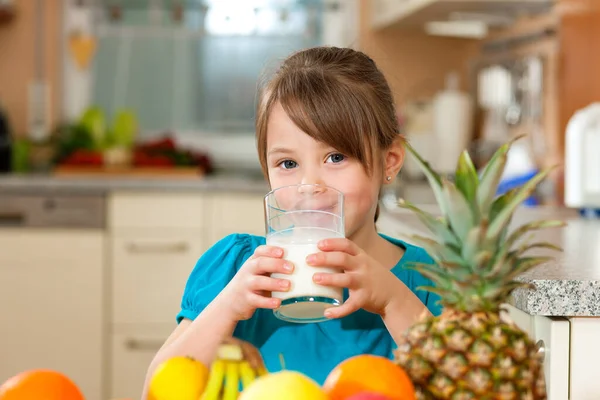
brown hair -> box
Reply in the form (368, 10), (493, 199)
(255, 46), (401, 220)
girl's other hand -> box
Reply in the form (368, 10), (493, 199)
(307, 238), (399, 319)
(218, 245), (294, 321)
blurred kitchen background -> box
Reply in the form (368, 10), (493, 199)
(1, 1), (599, 400)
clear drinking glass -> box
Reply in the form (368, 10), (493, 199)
(264, 183), (345, 323)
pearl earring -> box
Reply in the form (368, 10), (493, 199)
(386, 176), (392, 182)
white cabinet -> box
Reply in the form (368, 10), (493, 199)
(110, 325), (174, 400)
(0, 229), (105, 400)
(108, 192), (208, 231)
(208, 192), (265, 244)
(568, 318), (600, 400)
(111, 233), (207, 325)
(108, 192), (209, 399)
(502, 304), (570, 400)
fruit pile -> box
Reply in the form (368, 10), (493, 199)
(147, 339), (416, 400)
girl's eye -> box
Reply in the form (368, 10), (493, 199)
(280, 160), (298, 169)
(327, 153), (345, 164)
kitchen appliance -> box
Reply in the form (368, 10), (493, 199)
(564, 102), (600, 216)
(0, 101), (12, 173)
(432, 71), (474, 175)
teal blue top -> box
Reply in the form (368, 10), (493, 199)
(176, 233), (442, 385)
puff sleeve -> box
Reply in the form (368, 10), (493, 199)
(176, 233), (256, 324)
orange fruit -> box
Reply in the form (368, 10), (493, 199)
(323, 355), (416, 400)
(0, 369), (84, 400)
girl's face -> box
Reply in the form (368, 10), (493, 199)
(265, 103), (388, 238)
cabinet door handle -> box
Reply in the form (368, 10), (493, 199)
(536, 339), (546, 363)
(0, 213), (25, 226)
(124, 338), (164, 351)
(126, 241), (189, 254)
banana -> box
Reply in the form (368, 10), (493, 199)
(222, 360), (240, 400)
(200, 359), (226, 400)
(218, 344), (244, 361)
(239, 361), (256, 390)
(198, 339), (267, 399)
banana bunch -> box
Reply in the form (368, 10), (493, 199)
(201, 339), (268, 400)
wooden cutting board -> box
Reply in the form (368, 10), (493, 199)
(53, 166), (205, 180)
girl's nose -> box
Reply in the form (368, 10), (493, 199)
(297, 183), (325, 195)
(300, 169), (325, 188)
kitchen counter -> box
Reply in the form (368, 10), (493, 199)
(378, 205), (600, 317)
(0, 172), (271, 195)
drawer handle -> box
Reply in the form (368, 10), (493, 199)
(0, 213), (25, 226)
(126, 241), (189, 254)
(124, 338), (165, 351)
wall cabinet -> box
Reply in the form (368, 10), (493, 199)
(370, 0), (554, 31)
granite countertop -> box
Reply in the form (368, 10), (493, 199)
(0, 172), (271, 195)
(379, 205), (600, 318)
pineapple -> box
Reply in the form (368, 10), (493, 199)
(394, 136), (565, 400)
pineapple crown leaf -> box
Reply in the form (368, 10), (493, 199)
(486, 164), (560, 241)
(503, 256), (555, 281)
(514, 241), (564, 257)
(455, 150), (479, 203)
(460, 223), (489, 265)
(397, 198), (460, 247)
(442, 178), (475, 241)
(476, 137), (515, 214)
(401, 134), (566, 311)
(403, 140), (449, 216)
(504, 219), (567, 250)
(403, 234), (464, 266)
(404, 261), (459, 285)
(414, 285), (458, 303)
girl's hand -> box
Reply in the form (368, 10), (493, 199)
(219, 245), (294, 321)
(307, 238), (400, 319)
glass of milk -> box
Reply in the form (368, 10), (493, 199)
(264, 183), (345, 323)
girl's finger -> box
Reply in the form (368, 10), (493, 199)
(324, 300), (359, 319)
(252, 245), (284, 259)
(246, 292), (281, 310)
(306, 251), (357, 270)
(317, 238), (360, 255)
(248, 275), (291, 292)
(248, 256), (294, 274)
(313, 272), (353, 288)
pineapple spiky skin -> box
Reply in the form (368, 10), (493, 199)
(395, 310), (546, 400)
(394, 135), (563, 400)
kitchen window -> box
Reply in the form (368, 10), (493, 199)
(89, 0), (325, 135)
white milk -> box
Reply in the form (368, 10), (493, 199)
(267, 227), (344, 321)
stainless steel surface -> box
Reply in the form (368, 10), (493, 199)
(0, 193), (105, 229)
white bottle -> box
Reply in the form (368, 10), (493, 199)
(432, 72), (474, 175)
(564, 102), (600, 213)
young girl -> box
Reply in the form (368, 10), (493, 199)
(143, 46), (442, 395)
